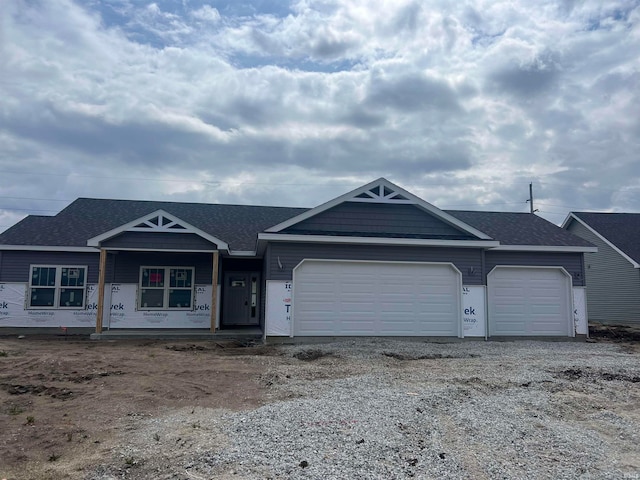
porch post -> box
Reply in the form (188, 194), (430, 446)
(211, 250), (219, 332)
(96, 248), (107, 334)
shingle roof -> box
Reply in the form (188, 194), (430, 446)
(0, 198), (593, 250)
(570, 212), (640, 263)
(447, 210), (594, 247)
(0, 198), (307, 251)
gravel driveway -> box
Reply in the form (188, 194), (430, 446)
(87, 339), (640, 480)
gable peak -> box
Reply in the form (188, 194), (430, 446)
(350, 179), (410, 203)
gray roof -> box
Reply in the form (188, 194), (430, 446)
(570, 212), (640, 263)
(447, 210), (594, 247)
(0, 198), (307, 251)
(0, 198), (592, 251)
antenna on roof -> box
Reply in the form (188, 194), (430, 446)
(526, 182), (539, 214)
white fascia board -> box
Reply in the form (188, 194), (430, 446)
(102, 247), (218, 253)
(490, 245), (598, 253)
(264, 178), (492, 240)
(86, 209), (230, 250)
(228, 250), (258, 257)
(0, 245), (99, 252)
(563, 213), (639, 267)
(560, 213), (575, 229)
(258, 233), (500, 248)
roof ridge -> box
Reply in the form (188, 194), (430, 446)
(68, 198), (310, 210)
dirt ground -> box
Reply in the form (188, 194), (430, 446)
(0, 337), (274, 480)
(0, 330), (638, 480)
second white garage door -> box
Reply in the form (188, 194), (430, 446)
(487, 266), (573, 337)
(292, 260), (462, 336)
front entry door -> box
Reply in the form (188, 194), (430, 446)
(222, 271), (260, 326)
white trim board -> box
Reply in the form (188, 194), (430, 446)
(563, 213), (639, 268)
(490, 245), (598, 253)
(258, 233), (500, 248)
(102, 247), (218, 253)
(0, 245), (99, 252)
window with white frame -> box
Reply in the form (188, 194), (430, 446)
(28, 265), (88, 309)
(138, 266), (195, 310)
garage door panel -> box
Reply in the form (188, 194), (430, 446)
(341, 304), (376, 315)
(488, 267), (571, 337)
(293, 260), (461, 337)
(531, 304), (562, 314)
(298, 283), (334, 295)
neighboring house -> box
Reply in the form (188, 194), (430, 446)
(563, 212), (640, 327)
(0, 178), (595, 339)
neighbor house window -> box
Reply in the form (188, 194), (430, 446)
(138, 266), (195, 310)
(28, 265), (88, 309)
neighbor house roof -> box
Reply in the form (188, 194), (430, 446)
(0, 197), (594, 252)
(566, 212), (640, 264)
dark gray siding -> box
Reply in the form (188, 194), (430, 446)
(283, 203), (475, 239)
(102, 232), (217, 250)
(111, 252), (214, 284)
(567, 220), (640, 325)
(266, 242), (483, 285)
(484, 251), (585, 287)
(0, 251), (101, 283)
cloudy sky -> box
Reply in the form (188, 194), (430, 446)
(1, 0), (639, 233)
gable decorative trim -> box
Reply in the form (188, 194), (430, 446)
(348, 182), (412, 204)
(265, 178), (492, 240)
(86, 209), (229, 251)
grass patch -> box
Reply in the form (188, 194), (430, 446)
(8, 404), (24, 415)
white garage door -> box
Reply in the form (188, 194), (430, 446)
(292, 260), (462, 336)
(487, 267), (573, 337)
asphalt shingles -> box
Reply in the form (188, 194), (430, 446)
(571, 212), (640, 263)
(0, 199), (593, 250)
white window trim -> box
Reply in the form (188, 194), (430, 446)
(27, 264), (88, 310)
(138, 266), (195, 311)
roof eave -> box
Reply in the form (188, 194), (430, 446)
(489, 245), (598, 253)
(258, 233), (499, 248)
(0, 245), (99, 252)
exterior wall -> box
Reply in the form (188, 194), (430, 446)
(102, 232), (217, 250)
(266, 242), (484, 285)
(0, 250), (221, 330)
(0, 251), (101, 283)
(566, 220), (640, 325)
(111, 251), (214, 284)
(283, 203), (474, 238)
(484, 251), (585, 287)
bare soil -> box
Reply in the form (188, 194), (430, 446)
(0, 337), (274, 480)
(0, 332), (638, 479)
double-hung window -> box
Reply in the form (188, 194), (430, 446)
(28, 265), (88, 309)
(139, 266), (195, 310)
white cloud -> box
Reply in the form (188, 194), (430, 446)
(0, 0), (639, 231)
(190, 5), (221, 23)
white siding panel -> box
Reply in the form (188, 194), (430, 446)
(488, 267), (572, 336)
(293, 260), (461, 336)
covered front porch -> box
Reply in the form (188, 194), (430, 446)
(91, 210), (266, 336)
